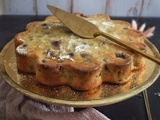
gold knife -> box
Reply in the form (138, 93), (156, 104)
(47, 5), (160, 64)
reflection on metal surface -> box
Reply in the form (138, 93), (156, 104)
(0, 39), (160, 107)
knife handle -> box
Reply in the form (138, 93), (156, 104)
(94, 31), (160, 65)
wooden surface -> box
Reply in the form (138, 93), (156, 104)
(1, 0), (160, 17)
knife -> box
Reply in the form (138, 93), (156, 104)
(47, 5), (160, 64)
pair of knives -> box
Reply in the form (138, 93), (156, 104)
(47, 5), (160, 64)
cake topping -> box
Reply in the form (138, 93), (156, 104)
(43, 49), (51, 56)
(115, 52), (128, 59)
(29, 36), (33, 41)
(41, 23), (50, 29)
(51, 41), (61, 48)
(58, 54), (74, 62)
(75, 44), (91, 53)
(41, 59), (47, 63)
(68, 52), (74, 58)
(81, 53), (92, 62)
(41, 23), (48, 26)
(16, 44), (27, 55)
(23, 44), (27, 47)
(103, 59), (107, 62)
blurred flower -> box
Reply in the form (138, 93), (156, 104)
(131, 20), (155, 38)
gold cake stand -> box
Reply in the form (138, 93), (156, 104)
(0, 39), (160, 107)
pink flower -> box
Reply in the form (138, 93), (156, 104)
(131, 20), (155, 38)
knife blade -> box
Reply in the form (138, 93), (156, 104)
(47, 5), (98, 38)
(47, 5), (160, 64)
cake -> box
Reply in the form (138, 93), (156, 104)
(14, 14), (146, 91)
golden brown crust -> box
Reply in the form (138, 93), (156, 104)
(14, 14), (146, 90)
